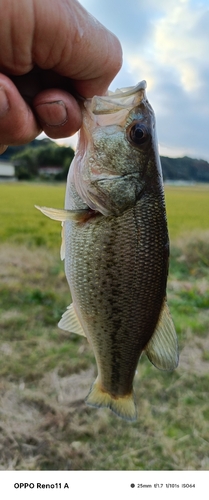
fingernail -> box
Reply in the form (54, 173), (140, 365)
(0, 88), (10, 118)
(35, 100), (68, 127)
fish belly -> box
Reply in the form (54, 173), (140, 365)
(64, 191), (169, 405)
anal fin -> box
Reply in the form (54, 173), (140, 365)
(145, 300), (178, 371)
(58, 303), (86, 337)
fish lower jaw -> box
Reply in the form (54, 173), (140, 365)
(85, 378), (137, 421)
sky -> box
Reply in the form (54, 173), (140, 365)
(57, 0), (209, 161)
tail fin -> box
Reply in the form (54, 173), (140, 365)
(85, 378), (137, 421)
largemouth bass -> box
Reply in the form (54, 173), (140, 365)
(36, 81), (178, 421)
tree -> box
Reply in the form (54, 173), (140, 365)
(11, 139), (74, 180)
(13, 147), (39, 179)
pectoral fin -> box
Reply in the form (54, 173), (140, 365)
(58, 303), (86, 337)
(35, 205), (91, 222)
(145, 301), (178, 371)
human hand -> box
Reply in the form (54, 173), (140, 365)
(0, 0), (122, 152)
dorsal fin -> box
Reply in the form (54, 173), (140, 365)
(145, 300), (178, 371)
(58, 303), (86, 337)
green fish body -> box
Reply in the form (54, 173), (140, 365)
(36, 82), (178, 421)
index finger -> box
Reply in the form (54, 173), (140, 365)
(33, 0), (123, 97)
(0, 0), (122, 97)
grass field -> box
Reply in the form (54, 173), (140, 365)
(0, 182), (209, 471)
(0, 182), (209, 245)
(0, 182), (65, 248)
(165, 184), (209, 239)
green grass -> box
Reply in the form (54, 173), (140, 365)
(0, 182), (65, 247)
(0, 181), (209, 471)
(0, 182), (209, 248)
(165, 184), (209, 239)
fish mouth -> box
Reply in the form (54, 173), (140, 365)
(82, 172), (145, 218)
(94, 171), (144, 189)
(86, 81), (147, 116)
(91, 171), (140, 183)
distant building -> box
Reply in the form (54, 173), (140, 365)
(38, 165), (63, 177)
(0, 161), (15, 180)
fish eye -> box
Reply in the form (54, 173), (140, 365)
(127, 123), (149, 146)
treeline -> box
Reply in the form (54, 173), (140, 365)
(2, 138), (209, 182)
(2, 138), (74, 180)
(161, 156), (209, 183)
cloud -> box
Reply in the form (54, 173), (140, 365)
(153, 0), (209, 92)
(80, 0), (153, 49)
(69, 0), (209, 160)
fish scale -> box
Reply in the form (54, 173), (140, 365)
(36, 81), (178, 421)
(64, 190), (168, 398)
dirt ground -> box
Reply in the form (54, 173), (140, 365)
(0, 244), (209, 470)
